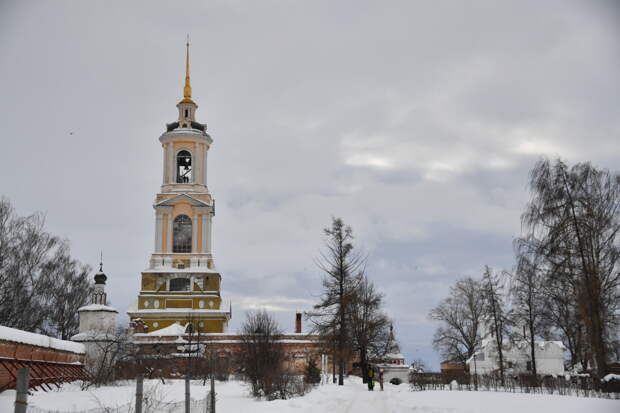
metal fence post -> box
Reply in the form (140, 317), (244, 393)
(14, 367), (29, 413)
(135, 374), (143, 413)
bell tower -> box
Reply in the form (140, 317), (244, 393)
(128, 39), (231, 334)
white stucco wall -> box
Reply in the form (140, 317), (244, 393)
(77, 306), (118, 334)
(467, 341), (566, 376)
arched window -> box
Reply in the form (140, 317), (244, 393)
(170, 277), (190, 291)
(173, 215), (192, 253)
(176, 150), (192, 183)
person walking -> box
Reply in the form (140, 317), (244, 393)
(379, 368), (384, 391)
(367, 368), (375, 391)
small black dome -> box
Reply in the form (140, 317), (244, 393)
(94, 271), (107, 285)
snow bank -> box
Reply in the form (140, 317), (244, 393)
(0, 325), (84, 354)
(0, 377), (617, 413)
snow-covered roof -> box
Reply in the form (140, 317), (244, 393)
(0, 325), (85, 354)
(602, 374), (620, 382)
(478, 338), (566, 352)
(77, 304), (118, 313)
(146, 322), (187, 336)
(130, 308), (227, 313)
(385, 352), (405, 360)
(142, 267), (219, 274)
(160, 128), (212, 144)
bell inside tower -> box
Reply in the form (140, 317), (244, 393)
(176, 150), (192, 183)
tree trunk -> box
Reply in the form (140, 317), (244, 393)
(529, 321), (537, 379)
(527, 288), (538, 381)
(338, 249), (345, 386)
(489, 286), (505, 387)
(332, 353), (336, 383)
(361, 349), (368, 384)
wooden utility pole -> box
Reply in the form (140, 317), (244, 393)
(209, 373), (216, 413)
(14, 368), (29, 413)
(135, 374), (143, 413)
(185, 373), (190, 413)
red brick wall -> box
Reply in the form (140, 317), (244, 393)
(131, 334), (353, 377)
(0, 339), (84, 389)
(0, 340), (83, 363)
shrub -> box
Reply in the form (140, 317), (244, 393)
(238, 310), (308, 400)
(304, 358), (321, 385)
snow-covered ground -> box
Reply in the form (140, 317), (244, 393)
(1, 377), (618, 412)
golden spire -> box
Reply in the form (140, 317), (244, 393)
(180, 35), (195, 104)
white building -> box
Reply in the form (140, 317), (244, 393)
(466, 338), (566, 376)
(71, 263), (118, 363)
(372, 324), (410, 383)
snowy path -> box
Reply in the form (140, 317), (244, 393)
(0, 377), (618, 412)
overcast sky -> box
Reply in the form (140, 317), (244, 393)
(1, 0), (619, 368)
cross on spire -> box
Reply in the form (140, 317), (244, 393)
(181, 34), (194, 104)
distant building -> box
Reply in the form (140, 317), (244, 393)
(371, 324), (409, 382)
(466, 338), (566, 376)
(440, 360), (466, 374)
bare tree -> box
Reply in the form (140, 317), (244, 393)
(522, 159), (620, 378)
(429, 277), (485, 364)
(307, 217), (363, 386)
(238, 310), (286, 400)
(349, 274), (390, 383)
(482, 266), (511, 386)
(0, 198), (59, 331)
(512, 238), (548, 378)
(410, 358), (426, 372)
(0, 197), (92, 338)
(42, 244), (93, 339)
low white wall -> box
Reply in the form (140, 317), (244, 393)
(378, 365), (410, 384)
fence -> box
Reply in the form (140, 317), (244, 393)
(26, 398), (207, 413)
(409, 372), (620, 399)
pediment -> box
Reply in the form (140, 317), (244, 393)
(154, 194), (211, 208)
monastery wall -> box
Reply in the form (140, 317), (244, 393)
(0, 326), (85, 390)
(131, 333), (328, 376)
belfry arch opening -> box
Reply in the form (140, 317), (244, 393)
(170, 277), (190, 291)
(172, 214), (192, 253)
(176, 150), (192, 183)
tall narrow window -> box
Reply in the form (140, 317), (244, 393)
(173, 214), (192, 253)
(184, 109), (189, 118)
(176, 150), (192, 183)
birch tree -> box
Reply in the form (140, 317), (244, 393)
(522, 159), (620, 378)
